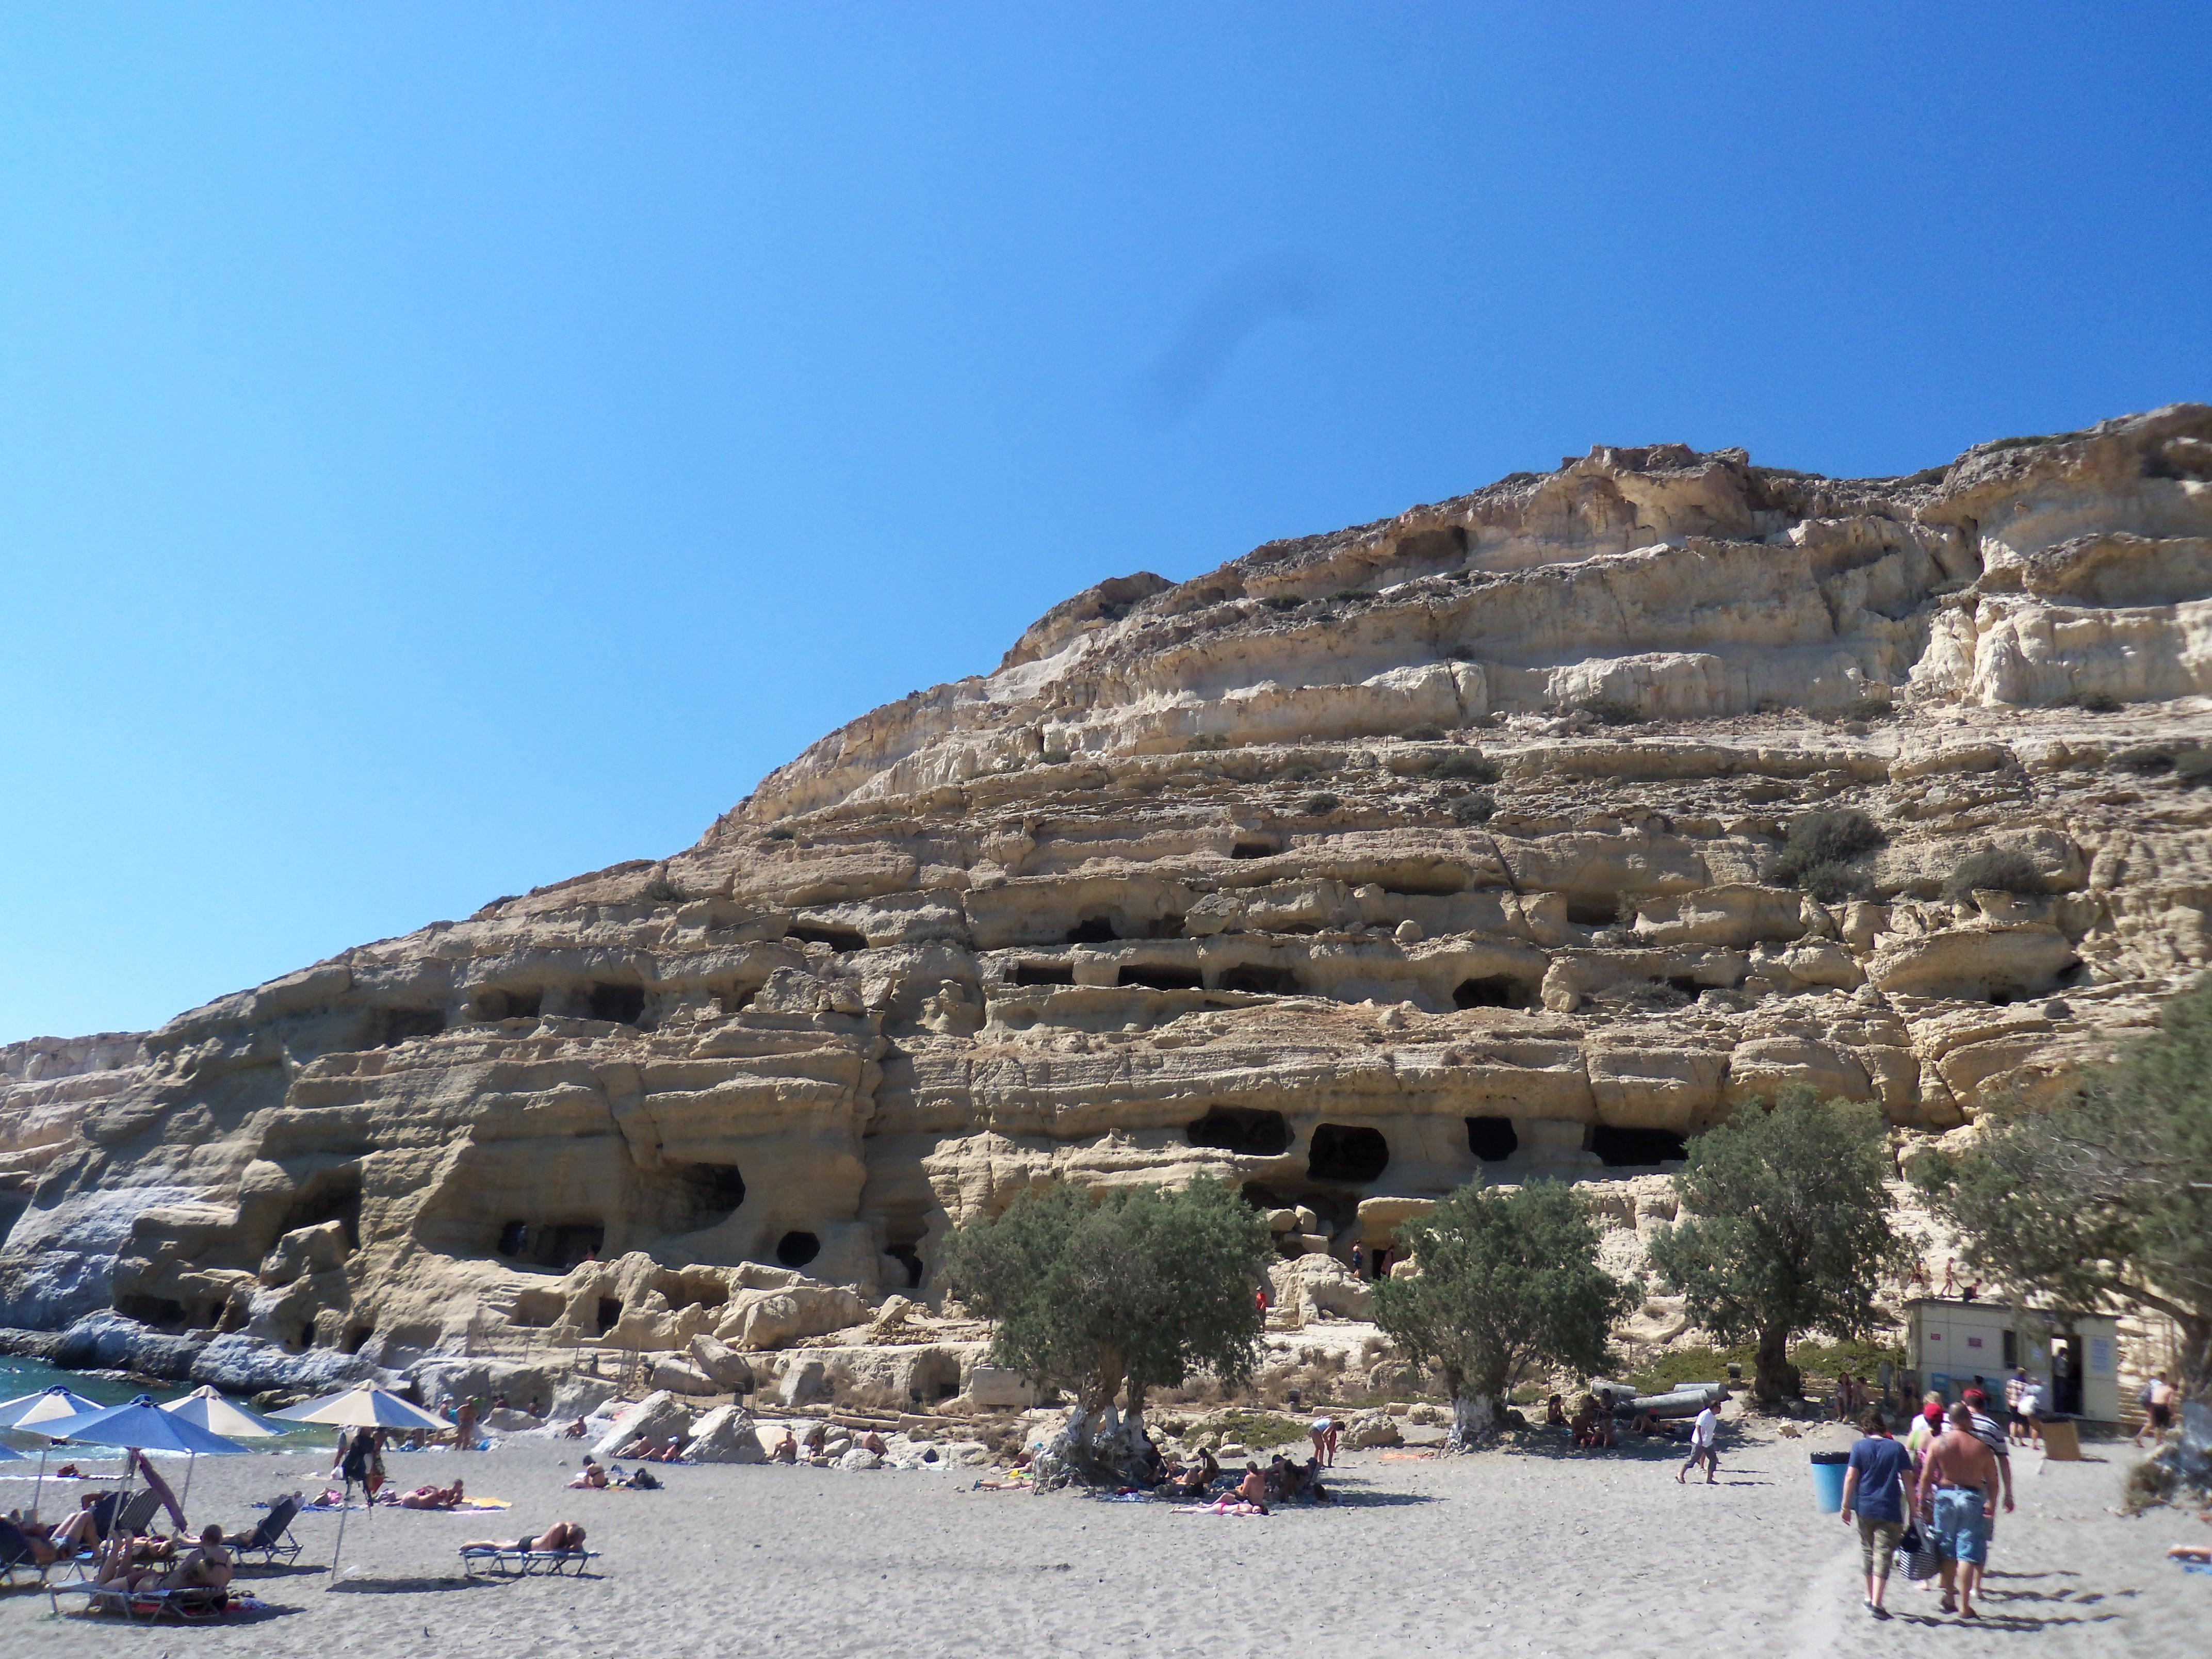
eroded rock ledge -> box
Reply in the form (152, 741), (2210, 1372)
(2, 406), (2206, 1389)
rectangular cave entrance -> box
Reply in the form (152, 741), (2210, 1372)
(1453, 975), (1534, 1010)
(497, 1219), (606, 1272)
(1118, 964), (1203, 992)
(1466, 1115), (1518, 1162)
(586, 982), (648, 1025)
(282, 1170), (363, 1251)
(1306, 1123), (1390, 1184)
(1218, 964), (1300, 996)
(786, 922), (869, 952)
(372, 1006), (447, 1045)
(478, 987), (543, 1021)
(1587, 1125), (1687, 1167)
(1188, 1107), (1294, 1157)
(1011, 961), (1075, 987)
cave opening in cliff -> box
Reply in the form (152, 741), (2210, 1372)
(499, 1219), (605, 1272)
(1230, 839), (1281, 860)
(283, 1172), (363, 1251)
(1466, 1116), (1519, 1162)
(1381, 872), (1466, 898)
(341, 1323), (375, 1354)
(776, 1230), (822, 1268)
(1666, 977), (1702, 1000)
(787, 922), (870, 952)
(113, 1292), (187, 1331)
(1012, 961), (1075, 987)
(1188, 1107), (1294, 1158)
(478, 987), (542, 1021)
(1588, 1125), (1687, 1167)
(1065, 915), (1118, 944)
(1565, 899), (1619, 926)
(1307, 1124), (1390, 1184)
(883, 1213), (928, 1289)
(373, 1007), (447, 1045)
(668, 1162), (747, 1228)
(1453, 975), (1533, 1010)
(595, 1296), (623, 1336)
(1118, 964), (1204, 992)
(586, 982), (648, 1025)
(907, 1348), (962, 1405)
(1218, 964), (1300, 996)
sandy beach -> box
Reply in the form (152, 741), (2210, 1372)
(2, 1418), (2199, 1658)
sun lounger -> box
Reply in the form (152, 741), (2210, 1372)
(48, 1581), (231, 1623)
(112, 1490), (162, 1538)
(224, 1495), (303, 1567)
(458, 1543), (600, 1579)
(0, 1517), (94, 1588)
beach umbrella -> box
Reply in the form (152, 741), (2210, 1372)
(32, 1395), (249, 1540)
(0, 1385), (110, 1521)
(161, 1386), (284, 1510)
(270, 1383), (448, 1586)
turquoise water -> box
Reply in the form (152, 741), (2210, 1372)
(0, 1353), (334, 1455)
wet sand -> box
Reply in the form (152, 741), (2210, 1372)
(1, 1420), (2198, 1656)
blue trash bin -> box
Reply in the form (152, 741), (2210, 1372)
(1810, 1450), (1849, 1512)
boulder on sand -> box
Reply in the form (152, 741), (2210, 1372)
(689, 1331), (756, 1392)
(650, 1355), (720, 1396)
(591, 1390), (692, 1460)
(686, 1404), (767, 1463)
(1343, 1410), (1402, 1449)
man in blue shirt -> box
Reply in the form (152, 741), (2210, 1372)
(1840, 1407), (1913, 1619)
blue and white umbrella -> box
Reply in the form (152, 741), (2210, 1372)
(0, 1385), (111, 1520)
(36, 1394), (250, 1534)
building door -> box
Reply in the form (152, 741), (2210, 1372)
(2051, 1334), (2084, 1416)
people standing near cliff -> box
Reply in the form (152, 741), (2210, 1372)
(1916, 1403), (2002, 1618)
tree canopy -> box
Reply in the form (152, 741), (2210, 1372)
(1913, 975), (2212, 1396)
(1649, 1089), (1908, 1401)
(936, 1176), (1272, 1427)
(1370, 1177), (1632, 1444)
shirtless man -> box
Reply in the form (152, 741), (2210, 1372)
(1235, 1463), (1270, 1514)
(1915, 1403), (2002, 1618)
(399, 1479), (466, 1509)
(462, 1520), (587, 1556)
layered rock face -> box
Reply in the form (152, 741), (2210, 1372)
(2, 406), (2207, 1381)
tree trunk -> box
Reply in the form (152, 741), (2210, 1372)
(1445, 1390), (1497, 1451)
(1753, 1326), (1800, 1404)
(1036, 1367), (1152, 1485)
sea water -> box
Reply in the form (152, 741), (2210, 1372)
(0, 1352), (335, 1459)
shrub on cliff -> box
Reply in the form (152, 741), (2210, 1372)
(937, 1177), (1271, 1478)
(1943, 845), (2043, 900)
(1913, 975), (2212, 1401)
(1772, 809), (1886, 903)
(1371, 1179), (1633, 1448)
(1648, 1089), (1909, 1403)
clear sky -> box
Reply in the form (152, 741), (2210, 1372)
(4, 5), (2208, 1044)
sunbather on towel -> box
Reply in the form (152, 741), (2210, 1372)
(463, 1520), (587, 1555)
(568, 1457), (610, 1490)
(399, 1479), (466, 1509)
(156, 1526), (234, 1595)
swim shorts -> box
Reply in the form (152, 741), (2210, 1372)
(1931, 1488), (1989, 1566)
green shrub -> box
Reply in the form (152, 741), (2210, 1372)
(1576, 697), (1643, 727)
(642, 873), (684, 904)
(1839, 695), (1895, 722)
(1773, 810), (1885, 900)
(1262, 595), (1303, 612)
(2177, 750), (2212, 788)
(1944, 845), (2043, 899)
(2058, 689), (2123, 713)
(766, 827), (796, 842)
(1198, 1409), (1308, 1450)
(1273, 762), (1318, 785)
(1303, 793), (1341, 815)
(1425, 753), (1500, 784)
(1397, 723), (1446, 743)
(2111, 745), (2175, 775)
(1185, 734), (1231, 752)
(1450, 792), (1497, 826)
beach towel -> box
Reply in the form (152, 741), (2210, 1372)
(132, 1451), (188, 1532)
(1173, 1499), (1267, 1517)
(450, 1497), (512, 1511)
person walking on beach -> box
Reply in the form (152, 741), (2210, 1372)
(1916, 1403), (2002, 1618)
(2136, 1373), (2175, 1445)
(1840, 1408), (1912, 1619)
(1677, 1401), (1719, 1485)
(1960, 1388), (2015, 1519)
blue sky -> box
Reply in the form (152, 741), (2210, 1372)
(4, 5), (2208, 1043)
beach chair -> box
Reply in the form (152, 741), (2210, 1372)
(112, 1490), (162, 1538)
(459, 1543), (600, 1579)
(0, 1516), (95, 1589)
(48, 1581), (231, 1623)
(224, 1494), (304, 1567)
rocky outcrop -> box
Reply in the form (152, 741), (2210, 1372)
(1, 406), (2207, 1385)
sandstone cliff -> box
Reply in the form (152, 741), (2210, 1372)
(3, 406), (2206, 1389)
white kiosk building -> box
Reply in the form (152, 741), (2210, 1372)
(1905, 1297), (2121, 1424)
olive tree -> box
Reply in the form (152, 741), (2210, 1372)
(936, 1176), (1272, 1479)
(1371, 1178), (1634, 1448)
(1914, 976), (2212, 1398)
(1649, 1089), (1910, 1402)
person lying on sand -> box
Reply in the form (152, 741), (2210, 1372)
(157, 1525), (234, 1595)
(461, 1520), (586, 1556)
(398, 1479), (467, 1509)
(568, 1457), (610, 1489)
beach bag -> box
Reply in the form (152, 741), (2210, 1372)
(1897, 1521), (1940, 1582)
